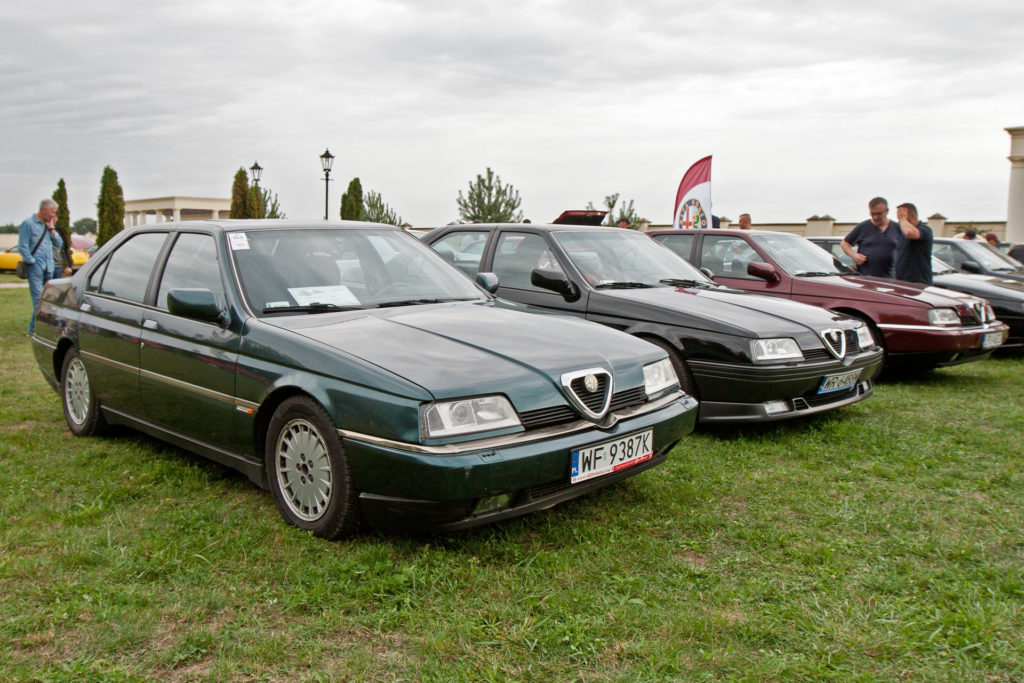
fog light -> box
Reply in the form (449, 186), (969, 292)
(473, 493), (513, 515)
(764, 400), (790, 415)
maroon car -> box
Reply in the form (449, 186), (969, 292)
(648, 229), (1009, 370)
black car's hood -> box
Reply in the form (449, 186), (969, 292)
(270, 302), (659, 396)
(589, 286), (858, 338)
(934, 272), (1024, 302)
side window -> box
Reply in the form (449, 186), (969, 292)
(156, 233), (224, 311)
(933, 243), (963, 267)
(431, 231), (489, 276)
(95, 232), (169, 302)
(491, 233), (558, 290)
(655, 234), (696, 263)
(700, 235), (759, 279)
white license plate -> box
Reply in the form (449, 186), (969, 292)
(571, 429), (653, 484)
(983, 331), (1003, 349)
(818, 369), (861, 394)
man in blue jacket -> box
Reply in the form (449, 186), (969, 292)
(18, 198), (64, 336)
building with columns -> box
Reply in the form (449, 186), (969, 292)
(1006, 126), (1024, 244)
(123, 196), (231, 227)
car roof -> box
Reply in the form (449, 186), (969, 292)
(646, 228), (794, 238)
(440, 223), (643, 235)
(117, 219), (404, 235)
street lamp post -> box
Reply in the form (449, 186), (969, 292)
(249, 161), (263, 187)
(320, 149), (334, 220)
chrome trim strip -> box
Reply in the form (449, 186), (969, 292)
(877, 322), (1001, 331)
(80, 350), (259, 411)
(338, 391), (687, 455)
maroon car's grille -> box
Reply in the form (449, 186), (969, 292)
(519, 386), (646, 429)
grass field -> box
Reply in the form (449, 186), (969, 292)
(1, 285), (1022, 681)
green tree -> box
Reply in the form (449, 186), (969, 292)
(230, 168), (250, 218)
(586, 193), (641, 228)
(340, 177), (365, 220)
(96, 165), (124, 246)
(247, 185), (264, 219)
(72, 217), (97, 235)
(52, 178), (72, 264)
(363, 190), (402, 226)
(0, 223), (17, 234)
(259, 187), (286, 219)
(456, 167), (523, 223)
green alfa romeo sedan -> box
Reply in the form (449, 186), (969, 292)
(31, 220), (698, 538)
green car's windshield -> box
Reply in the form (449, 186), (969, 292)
(752, 233), (846, 277)
(230, 228), (485, 316)
(552, 230), (717, 288)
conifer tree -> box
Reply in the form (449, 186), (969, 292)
(51, 178), (73, 265)
(96, 166), (125, 246)
(363, 190), (402, 226)
(230, 168), (250, 218)
(339, 178), (365, 220)
(456, 167), (523, 223)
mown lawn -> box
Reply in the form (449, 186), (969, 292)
(1, 285), (1022, 682)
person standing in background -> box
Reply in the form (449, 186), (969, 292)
(893, 202), (933, 284)
(18, 198), (64, 336)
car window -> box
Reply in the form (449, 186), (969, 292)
(93, 232), (169, 302)
(653, 233), (696, 263)
(932, 243), (964, 267)
(700, 235), (760, 279)
(431, 231), (489, 275)
(156, 233), (224, 311)
(491, 233), (559, 290)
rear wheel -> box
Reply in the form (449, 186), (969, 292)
(61, 348), (106, 436)
(642, 337), (699, 398)
(265, 396), (360, 539)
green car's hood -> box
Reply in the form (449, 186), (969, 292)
(276, 302), (658, 398)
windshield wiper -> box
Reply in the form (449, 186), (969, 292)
(594, 281), (653, 289)
(375, 297), (475, 308)
(261, 302), (362, 315)
(659, 278), (716, 288)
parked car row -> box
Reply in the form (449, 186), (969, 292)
(29, 219), (1015, 539)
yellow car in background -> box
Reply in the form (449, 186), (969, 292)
(0, 234), (94, 272)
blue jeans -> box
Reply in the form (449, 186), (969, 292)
(26, 262), (53, 335)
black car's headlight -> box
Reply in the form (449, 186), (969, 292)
(643, 358), (679, 398)
(750, 338), (803, 362)
(928, 308), (960, 326)
(855, 324), (875, 349)
(421, 396), (521, 438)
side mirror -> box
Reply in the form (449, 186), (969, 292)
(474, 272), (499, 294)
(167, 288), (228, 325)
(531, 268), (580, 302)
(699, 266), (715, 280)
(960, 260), (983, 274)
(747, 261), (780, 283)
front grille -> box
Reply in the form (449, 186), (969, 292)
(569, 374), (610, 413)
(805, 329), (864, 361)
(518, 386), (647, 430)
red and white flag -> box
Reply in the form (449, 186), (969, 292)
(672, 156), (712, 229)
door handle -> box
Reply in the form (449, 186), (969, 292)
(143, 319), (159, 330)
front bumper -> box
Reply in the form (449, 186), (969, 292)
(881, 321), (1010, 367)
(341, 393), (699, 533)
(687, 348), (884, 422)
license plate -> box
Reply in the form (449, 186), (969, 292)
(983, 331), (1003, 349)
(571, 429), (653, 484)
(818, 369), (861, 394)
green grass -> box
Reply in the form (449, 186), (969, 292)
(2, 285), (1022, 681)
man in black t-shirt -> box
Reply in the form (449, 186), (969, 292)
(893, 202), (933, 284)
(841, 197), (898, 277)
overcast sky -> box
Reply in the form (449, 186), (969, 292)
(3, 0), (1022, 227)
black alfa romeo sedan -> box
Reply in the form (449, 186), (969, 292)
(424, 224), (885, 423)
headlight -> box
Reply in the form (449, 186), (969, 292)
(927, 307), (960, 326)
(855, 324), (874, 349)
(983, 302), (996, 322)
(421, 395), (521, 438)
(643, 357), (679, 398)
(750, 338), (803, 362)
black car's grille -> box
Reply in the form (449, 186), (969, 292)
(804, 329), (864, 361)
(569, 374), (610, 413)
(519, 386), (647, 429)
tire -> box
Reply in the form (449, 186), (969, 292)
(642, 336), (699, 399)
(61, 348), (107, 436)
(265, 396), (360, 539)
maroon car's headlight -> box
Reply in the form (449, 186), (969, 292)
(927, 308), (960, 326)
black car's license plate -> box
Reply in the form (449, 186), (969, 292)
(818, 369), (861, 394)
(571, 430), (653, 484)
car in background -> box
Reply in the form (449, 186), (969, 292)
(424, 223), (884, 424)
(648, 229), (1008, 370)
(32, 220), (698, 537)
(809, 236), (1024, 351)
(0, 234), (92, 272)
(931, 237), (1024, 283)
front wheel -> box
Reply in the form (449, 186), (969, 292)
(61, 348), (106, 436)
(265, 396), (360, 539)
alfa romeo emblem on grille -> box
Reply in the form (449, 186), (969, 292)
(820, 328), (847, 360)
(584, 374), (599, 393)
